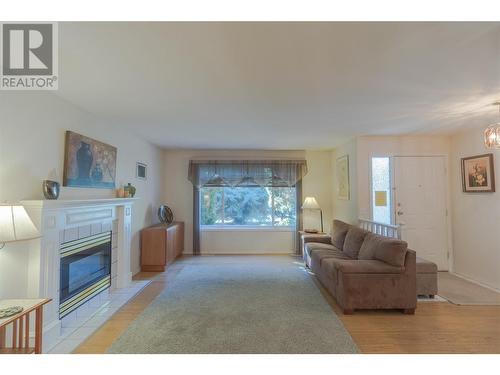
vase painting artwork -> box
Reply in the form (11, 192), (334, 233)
(461, 153), (495, 193)
(63, 131), (117, 189)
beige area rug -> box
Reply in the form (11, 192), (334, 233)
(107, 256), (358, 353)
(437, 272), (500, 305)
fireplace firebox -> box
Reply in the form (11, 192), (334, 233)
(59, 231), (112, 318)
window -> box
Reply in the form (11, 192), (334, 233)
(371, 157), (392, 225)
(201, 186), (296, 227)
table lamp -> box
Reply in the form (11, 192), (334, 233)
(301, 196), (323, 233)
(0, 205), (41, 317)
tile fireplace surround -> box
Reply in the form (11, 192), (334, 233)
(20, 198), (140, 353)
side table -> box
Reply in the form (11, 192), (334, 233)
(0, 298), (51, 354)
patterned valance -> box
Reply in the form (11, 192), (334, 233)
(188, 159), (308, 188)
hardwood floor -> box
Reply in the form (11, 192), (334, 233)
(313, 278), (500, 353)
(73, 258), (500, 354)
(73, 270), (174, 354)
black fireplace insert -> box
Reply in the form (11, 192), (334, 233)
(59, 231), (112, 318)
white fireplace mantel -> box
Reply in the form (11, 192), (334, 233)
(21, 197), (138, 350)
(22, 197), (138, 209)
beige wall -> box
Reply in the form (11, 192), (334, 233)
(162, 149), (332, 253)
(201, 230), (295, 254)
(450, 127), (500, 290)
(0, 92), (163, 298)
(302, 150), (333, 233)
(331, 139), (358, 224)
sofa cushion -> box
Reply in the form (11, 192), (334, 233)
(331, 220), (351, 249)
(373, 238), (408, 267)
(323, 258), (404, 275)
(342, 226), (369, 258)
(304, 242), (336, 257)
(358, 232), (380, 260)
(311, 249), (351, 266)
(303, 235), (332, 246)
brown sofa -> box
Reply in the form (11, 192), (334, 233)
(303, 220), (417, 314)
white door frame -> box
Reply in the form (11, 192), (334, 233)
(368, 153), (453, 271)
(392, 155), (453, 271)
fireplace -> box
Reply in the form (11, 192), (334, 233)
(59, 231), (112, 318)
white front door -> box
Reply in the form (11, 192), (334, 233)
(393, 156), (449, 270)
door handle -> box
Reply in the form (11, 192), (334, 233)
(397, 210), (404, 216)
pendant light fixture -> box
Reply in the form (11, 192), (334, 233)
(484, 101), (500, 149)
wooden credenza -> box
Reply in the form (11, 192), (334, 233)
(140, 222), (184, 272)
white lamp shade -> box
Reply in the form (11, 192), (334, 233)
(301, 196), (321, 210)
(0, 205), (40, 243)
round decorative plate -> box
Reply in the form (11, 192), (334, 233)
(0, 306), (23, 318)
(158, 205), (174, 225)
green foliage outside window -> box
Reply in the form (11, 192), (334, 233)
(200, 186), (296, 227)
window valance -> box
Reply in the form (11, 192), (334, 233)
(188, 159), (308, 188)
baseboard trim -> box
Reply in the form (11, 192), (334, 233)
(199, 252), (297, 256)
(449, 271), (500, 293)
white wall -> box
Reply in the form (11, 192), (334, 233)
(0, 92), (163, 298)
(331, 139), (358, 225)
(162, 149), (332, 254)
(450, 127), (500, 290)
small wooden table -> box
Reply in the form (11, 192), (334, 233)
(0, 298), (51, 354)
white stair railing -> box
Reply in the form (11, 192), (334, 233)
(358, 218), (401, 239)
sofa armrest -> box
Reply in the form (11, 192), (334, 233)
(303, 235), (331, 245)
(404, 249), (417, 277)
(333, 259), (404, 274)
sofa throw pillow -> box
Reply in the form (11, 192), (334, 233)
(358, 232), (384, 260)
(331, 220), (350, 249)
(342, 226), (369, 259)
(374, 237), (408, 267)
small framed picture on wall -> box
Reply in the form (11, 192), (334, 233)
(461, 153), (495, 193)
(136, 162), (147, 180)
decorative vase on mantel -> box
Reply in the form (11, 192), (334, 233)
(126, 183), (136, 197)
(42, 180), (60, 200)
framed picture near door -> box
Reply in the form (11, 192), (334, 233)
(461, 153), (495, 193)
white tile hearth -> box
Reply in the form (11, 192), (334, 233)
(47, 279), (150, 354)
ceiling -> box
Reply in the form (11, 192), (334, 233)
(55, 22), (500, 149)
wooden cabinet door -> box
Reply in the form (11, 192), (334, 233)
(166, 226), (175, 264)
(141, 227), (166, 266)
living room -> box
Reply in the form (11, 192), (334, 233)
(1, 2), (499, 373)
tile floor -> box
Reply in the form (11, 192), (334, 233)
(46, 280), (150, 354)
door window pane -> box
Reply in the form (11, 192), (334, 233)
(371, 157), (392, 224)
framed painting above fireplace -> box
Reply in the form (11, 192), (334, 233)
(63, 131), (117, 189)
